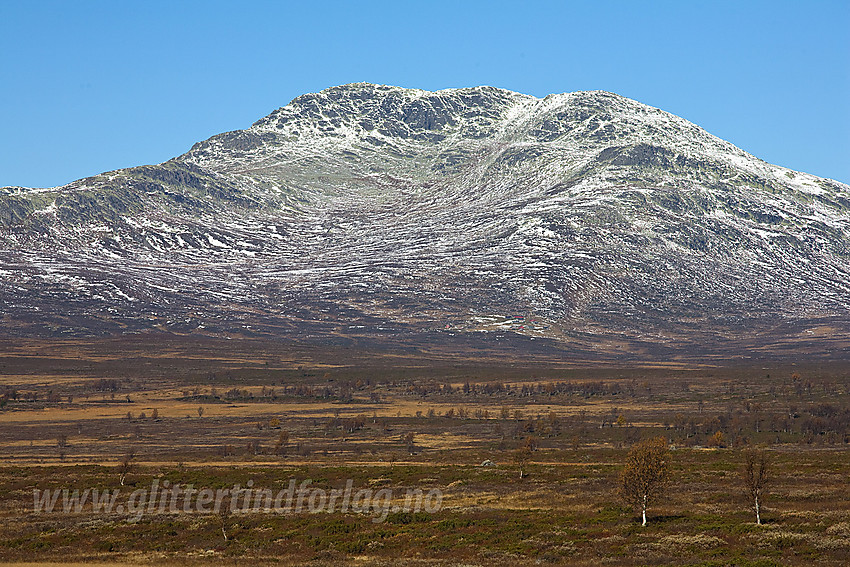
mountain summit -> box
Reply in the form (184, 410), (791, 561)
(2, 84), (849, 359)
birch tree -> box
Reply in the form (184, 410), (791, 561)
(619, 436), (671, 526)
(117, 450), (135, 486)
(742, 447), (771, 525)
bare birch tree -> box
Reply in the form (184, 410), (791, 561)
(742, 447), (771, 525)
(513, 444), (531, 479)
(117, 450), (135, 486)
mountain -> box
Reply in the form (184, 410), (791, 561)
(2, 83), (849, 360)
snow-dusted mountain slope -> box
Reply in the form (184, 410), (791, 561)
(2, 83), (849, 358)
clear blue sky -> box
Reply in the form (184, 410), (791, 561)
(1, 0), (848, 188)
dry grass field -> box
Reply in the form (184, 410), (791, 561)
(1, 336), (848, 565)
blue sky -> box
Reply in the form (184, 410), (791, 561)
(1, 0), (848, 188)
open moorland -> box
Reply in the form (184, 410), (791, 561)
(0, 336), (848, 565)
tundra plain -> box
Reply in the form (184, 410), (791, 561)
(0, 336), (848, 566)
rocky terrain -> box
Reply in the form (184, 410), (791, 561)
(2, 83), (849, 360)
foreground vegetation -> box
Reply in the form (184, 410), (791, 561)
(0, 336), (848, 565)
(2, 448), (849, 566)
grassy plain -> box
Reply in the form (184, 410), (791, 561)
(0, 336), (848, 565)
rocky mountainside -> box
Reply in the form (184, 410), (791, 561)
(2, 83), (849, 360)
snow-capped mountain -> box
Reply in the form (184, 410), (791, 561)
(2, 84), (849, 359)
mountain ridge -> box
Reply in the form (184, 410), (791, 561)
(2, 83), (849, 360)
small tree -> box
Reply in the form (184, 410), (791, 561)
(742, 447), (771, 525)
(512, 437), (537, 478)
(403, 432), (416, 454)
(217, 493), (232, 542)
(619, 436), (671, 526)
(513, 446), (531, 479)
(56, 435), (69, 462)
(709, 431), (725, 448)
(197, 406), (204, 418)
(117, 450), (135, 486)
(274, 430), (290, 456)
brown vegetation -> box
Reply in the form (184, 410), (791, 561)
(0, 336), (848, 564)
